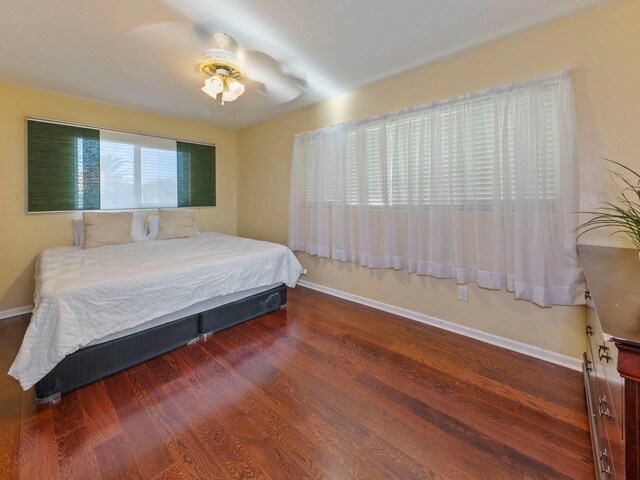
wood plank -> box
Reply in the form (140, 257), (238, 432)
(152, 463), (187, 480)
(93, 433), (145, 480)
(76, 380), (123, 447)
(103, 373), (174, 479)
(18, 404), (61, 480)
(54, 424), (101, 479)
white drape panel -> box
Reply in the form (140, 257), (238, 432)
(289, 71), (582, 306)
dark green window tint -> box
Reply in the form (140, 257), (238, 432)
(28, 120), (100, 212)
(177, 141), (216, 207)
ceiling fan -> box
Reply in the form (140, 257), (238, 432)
(197, 32), (246, 104)
(124, 23), (306, 108)
(195, 30), (306, 106)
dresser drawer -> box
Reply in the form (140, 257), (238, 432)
(585, 356), (620, 478)
(584, 354), (607, 478)
(606, 417), (625, 479)
(587, 297), (623, 430)
(596, 374), (624, 478)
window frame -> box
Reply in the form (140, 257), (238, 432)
(26, 117), (216, 214)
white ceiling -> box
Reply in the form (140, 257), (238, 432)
(0, 0), (613, 129)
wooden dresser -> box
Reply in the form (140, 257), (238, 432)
(579, 245), (640, 479)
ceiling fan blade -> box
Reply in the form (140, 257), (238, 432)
(241, 50), (305, 104)
(123, 22), (209, 85)
(241, 78), (268, 96)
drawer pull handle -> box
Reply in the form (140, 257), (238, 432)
(586, 325), (593, 336)
(598, 344), (612, 363)
(585, 290), (592, 300)
(600, 465), (612, 476)
(599, 449), (609, 461)
(599, 407), (613, 419)
(599, 396), (609, 406)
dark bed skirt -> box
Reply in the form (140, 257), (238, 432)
(199, 284), (287, 335)
(35, 284), (288, 403)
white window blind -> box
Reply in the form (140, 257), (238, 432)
(100, 130), (178, 209)
(289, 71), (583, 307)
(301, 85), (559, 207)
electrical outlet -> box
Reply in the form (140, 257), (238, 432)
(458, 286), (469, 302)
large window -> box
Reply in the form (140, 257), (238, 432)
(289, 71), (582, 307)
(27, 119), (215, 212)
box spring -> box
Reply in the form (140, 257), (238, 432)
(35, 283), (287, 403)
(199, 283), (287, 335)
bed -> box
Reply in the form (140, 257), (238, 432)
(9, 231), (303, 402)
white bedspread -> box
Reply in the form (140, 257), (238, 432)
(9, 232), (303, 390)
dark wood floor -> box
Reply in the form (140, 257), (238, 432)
(0, 286), (593, 479)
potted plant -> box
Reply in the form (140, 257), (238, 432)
(577, 160), (640, 253)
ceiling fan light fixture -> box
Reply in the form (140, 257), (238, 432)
(223, 77), (245, 100)
(201, 74), (224, 99)
(198, 57), (245, 105)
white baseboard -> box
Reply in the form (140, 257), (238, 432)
(0, 305), (33, 320)
(297, 280), (582, 372)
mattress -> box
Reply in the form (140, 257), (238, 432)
(10, 232), (303, 390)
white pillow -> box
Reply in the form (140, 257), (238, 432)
(147, 213), (200, 240)
(73, 212), (147, 248)
(156, 210), (195, 240)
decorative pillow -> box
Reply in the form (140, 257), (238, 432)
(156, 209), (197, 240)
(73, 212), (146, 247)
(83, 212), (134, 249)
(147, 214), (201, 240)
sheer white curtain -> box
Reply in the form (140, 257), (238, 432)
(289, 71), (582, 307)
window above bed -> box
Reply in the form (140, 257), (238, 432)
(27, 118), (216, 212)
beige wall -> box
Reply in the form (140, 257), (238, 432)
(237, 0), (640, 360)
(0, 84), (238, 311)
